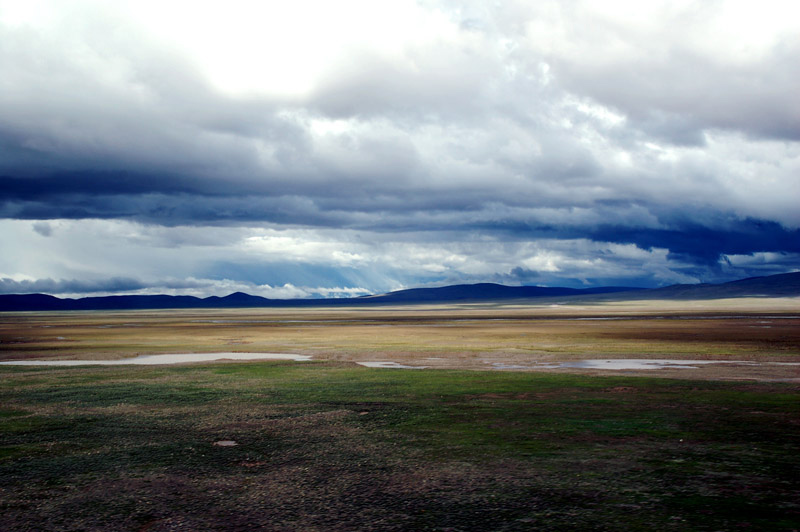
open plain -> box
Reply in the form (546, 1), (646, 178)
(2, 297), (799, 380)
(1, 298), (799, 530)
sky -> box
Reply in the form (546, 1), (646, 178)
(1, 0), (799, 299)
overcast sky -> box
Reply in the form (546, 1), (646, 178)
(1, 0), (799, 298)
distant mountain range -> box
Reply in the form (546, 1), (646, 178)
(626, 271), (800, 300)
(0, 272), (798, 311)
(358, 283), (638, 302)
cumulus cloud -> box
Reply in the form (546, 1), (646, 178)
(520, 1), (800, 140)
(0, 274), (371, 300)
(0, 1), (798, 295)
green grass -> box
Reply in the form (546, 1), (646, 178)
(1, 361), (799, 531)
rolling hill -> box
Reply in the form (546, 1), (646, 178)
(0, 272), (798, 311)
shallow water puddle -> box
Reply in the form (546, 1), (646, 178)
(0, 352), (311, 366)
(491, 363), (534, 370)
(559, 359), (752, 370)
(357, 361), (428, 369)
(213, 440), (238, 447)
(490, 359), (800, 371)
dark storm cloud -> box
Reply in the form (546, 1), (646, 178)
(587, 219), (800, 266)
(0, 8), (311, 188)
(0, 172), (199, 199)
(5, 169), (796, 275)
(0, 0), (798, 292)
(0, 276), (147, 295)
(31, 221), (53, 237)
(466, 210), (800, 268)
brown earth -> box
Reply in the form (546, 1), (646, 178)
(2, 298), (799, 530)
(1, 297), (799, 381)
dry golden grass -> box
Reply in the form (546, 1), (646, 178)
(2, 297), (799, 380)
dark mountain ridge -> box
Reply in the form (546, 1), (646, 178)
(359, 283), (637, 302)
(0, 272), (797, 311)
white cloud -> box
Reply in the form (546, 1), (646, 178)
(0, 1), (797, 292)
(111, 0), (459, 98)
(0, 218), (714, 296)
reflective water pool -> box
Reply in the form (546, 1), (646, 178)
(490, 359), (800, 370)
(0, 353), (312, 366)
(356, 361), (428, 369)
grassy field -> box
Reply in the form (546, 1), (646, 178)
(1, 299), (799, 530)
(2, 362), (799, 531)
(2, 297), (799, 379)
